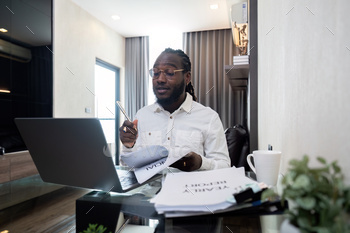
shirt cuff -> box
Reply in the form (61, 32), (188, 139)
(121, 145), (134, 153)
(199, 155), (213, 170)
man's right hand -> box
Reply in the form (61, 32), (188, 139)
(119, 120), (138, 148)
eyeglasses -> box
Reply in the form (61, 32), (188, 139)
(149, 68), (185, 80)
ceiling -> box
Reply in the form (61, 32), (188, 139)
(0, 0), (232, 46)
(71, 0), (231, 37)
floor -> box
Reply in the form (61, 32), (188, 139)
(0, 186), (90, 233)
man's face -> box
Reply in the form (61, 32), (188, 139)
(152, 53), (189, 105)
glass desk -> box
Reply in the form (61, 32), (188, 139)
(76, 186), (287, 233)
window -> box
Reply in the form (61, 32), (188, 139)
(95, 59), (120, 164)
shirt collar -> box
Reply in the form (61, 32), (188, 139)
(181, 92), (194, 113)
(152, 92), (193, 113)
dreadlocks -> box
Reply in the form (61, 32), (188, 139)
(161, 48), (198, 101)
(185, 81), (197, 102)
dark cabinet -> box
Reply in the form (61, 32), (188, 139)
(0, 0), (52, 153)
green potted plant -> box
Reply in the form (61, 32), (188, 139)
(79, 223), (111, 233)
(264, 155), (350, 233)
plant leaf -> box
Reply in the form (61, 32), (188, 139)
(292, 174), (311, 189)
(317, 157), (327, 165)
(296, 197), (316, 210)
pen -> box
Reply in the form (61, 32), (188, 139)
(116, 101), (137, 133)
(116, 101), (132, 122)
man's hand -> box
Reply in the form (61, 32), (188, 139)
(170, 152), (202, 172)
(119, 120), (138, 148)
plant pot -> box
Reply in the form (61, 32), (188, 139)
(280, 219), (301, 233)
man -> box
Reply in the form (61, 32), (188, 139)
(119, 48), (230, 172)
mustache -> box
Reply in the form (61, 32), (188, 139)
(155, 84), (170, 89)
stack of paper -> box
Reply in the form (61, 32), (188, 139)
(151, 167), (260, 217)
(233, 55), (249, 65)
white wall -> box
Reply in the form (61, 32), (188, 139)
(53, 0), (125, 117)
(258, 1), (350, 183)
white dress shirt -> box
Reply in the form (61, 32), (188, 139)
(122, 93), (230, 170)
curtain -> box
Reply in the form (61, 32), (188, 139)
(183, 29), (247, 129)
(125, 36), (149, 119)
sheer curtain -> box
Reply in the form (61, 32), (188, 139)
(183, 29), (246, 129)
(125, 36), (149, 119)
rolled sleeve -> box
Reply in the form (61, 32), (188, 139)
(199, 114), (231, 170)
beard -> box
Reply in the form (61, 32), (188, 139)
(154, 78), (186, 106)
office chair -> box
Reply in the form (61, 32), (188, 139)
(225, 124), (249, 170)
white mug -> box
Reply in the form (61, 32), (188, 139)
(247, 150), (281, 186)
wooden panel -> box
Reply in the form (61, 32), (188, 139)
(0, 182), (10, 196)
(0, 187), (89, 232)
(223, 215), (261, 233)
(10, 152), (38, 180)
(0, 151), (38, 184)
(0, 156), (10, 183)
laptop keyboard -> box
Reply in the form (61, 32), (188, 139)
(116, 169), (138, 189)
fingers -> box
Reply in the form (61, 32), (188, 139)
(170, 152), (202, 172)
(170, 159), (191, 172)
(132, 119), (138, 130)
(119, 120), (138, 147)
(122, 120), (137, 130)
(122, 125), (135, 134)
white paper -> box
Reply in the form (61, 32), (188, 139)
(133, 150), (187, 184)
(120, 145), (189, 184)
(121, 145), (168, 167)
(163, 202), (253, 218)
(151, 167), (259, 214)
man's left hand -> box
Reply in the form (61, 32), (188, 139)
(170, 152), (202, 172)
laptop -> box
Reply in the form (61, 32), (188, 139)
(15, 118), (161, 193)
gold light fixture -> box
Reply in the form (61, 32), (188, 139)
(0, 89), (11, 94)
(0, 28), (8, 33)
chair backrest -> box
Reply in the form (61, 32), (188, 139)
(225, 124), (249, 169)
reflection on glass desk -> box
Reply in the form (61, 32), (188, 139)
(76, 183), (287, 233)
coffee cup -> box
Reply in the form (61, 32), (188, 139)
(247, 150), (281, 186)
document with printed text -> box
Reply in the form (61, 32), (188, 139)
(121, 145), (186, 184)
(151, 167), (260, 216)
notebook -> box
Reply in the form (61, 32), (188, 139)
(14, 118), (162, 193)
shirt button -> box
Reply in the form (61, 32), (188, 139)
(168, 137), (170, 140)
(149, 132), (151, 135)
(170, 116), (173, 119)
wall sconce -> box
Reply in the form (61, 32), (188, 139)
(0, 89), (11, 93)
